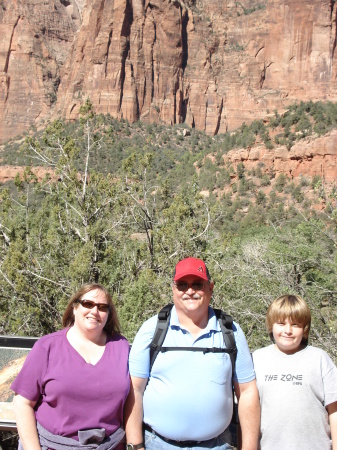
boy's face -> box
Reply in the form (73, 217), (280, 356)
(272, 317), (304, 354)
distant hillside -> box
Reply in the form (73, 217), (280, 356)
(1, 100), (337, 216)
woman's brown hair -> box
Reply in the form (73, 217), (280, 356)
(62, 283), (121, 335)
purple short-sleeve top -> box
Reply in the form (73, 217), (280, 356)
(11, 328), (130, 440)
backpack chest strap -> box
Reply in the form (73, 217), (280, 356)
(160, 346), (236, 354)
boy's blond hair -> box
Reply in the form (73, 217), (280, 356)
(266, 294), (311, 344)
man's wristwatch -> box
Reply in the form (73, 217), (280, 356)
(126, 443), (145, 450)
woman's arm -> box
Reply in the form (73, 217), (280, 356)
(327, 401), (337, 449)
(13, 394), (41, 450)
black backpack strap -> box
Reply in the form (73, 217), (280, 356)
(160, 346), (234, 354)
(149, 303), (173, 372)
(213, 308), (237, 377)
(149, 304), (237, 376)
(213, 308), (239, 435)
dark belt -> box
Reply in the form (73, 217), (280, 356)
(143, 424), (216, 448)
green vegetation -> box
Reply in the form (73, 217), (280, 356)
(4, 101), (337, 169)
(0, 100), (337, 367)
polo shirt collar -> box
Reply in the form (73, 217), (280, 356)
(170, 305), (220, 334)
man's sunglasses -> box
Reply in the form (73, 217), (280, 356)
(77, 299), (110, 313)
(174, 281), (206, 292)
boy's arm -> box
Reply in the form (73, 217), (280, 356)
(327, 401), (337, 449)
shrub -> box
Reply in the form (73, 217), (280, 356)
(275, 173), (288, 192)
(261, 174), (271, 186)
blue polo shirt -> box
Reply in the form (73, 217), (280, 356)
(129, 306), (255, 441)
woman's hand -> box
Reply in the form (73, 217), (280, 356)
(13, 393), (41, 450)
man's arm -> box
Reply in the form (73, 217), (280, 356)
(327, 401), (337, 449)
(234, 379), (260, 450)
(124, 376), (148, 449)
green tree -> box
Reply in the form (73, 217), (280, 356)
(0, 113), (125, 334)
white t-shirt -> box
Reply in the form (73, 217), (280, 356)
(253, 344), (337, 450)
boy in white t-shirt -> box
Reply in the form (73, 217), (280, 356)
(253, 294), (337, 450)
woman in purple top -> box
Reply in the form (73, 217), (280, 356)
(11, 283), (130, 450)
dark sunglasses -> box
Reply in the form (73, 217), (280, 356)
(77, 299), (110, 313)
(174, 281), (206, 292)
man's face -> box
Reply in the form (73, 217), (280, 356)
(172, 275), (214, 317)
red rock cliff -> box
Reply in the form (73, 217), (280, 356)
(1, 0), (337, 144)
(0, 0), (82, 143)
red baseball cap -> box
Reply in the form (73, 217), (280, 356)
(173, 257), (210, 281)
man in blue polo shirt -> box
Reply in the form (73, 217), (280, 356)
(125, 257), (260, 450)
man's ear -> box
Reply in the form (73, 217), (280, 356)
(209, 281), (214, 294)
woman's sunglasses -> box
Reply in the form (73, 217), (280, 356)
(77, 299), (110, 313)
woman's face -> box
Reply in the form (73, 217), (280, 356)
(73, 288), (110, 335)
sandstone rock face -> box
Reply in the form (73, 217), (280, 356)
(0, 0), (82, 144)
(224, 130), (337, 183)
(52, 0), (337, 134)
(1, 0), (337, 144)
